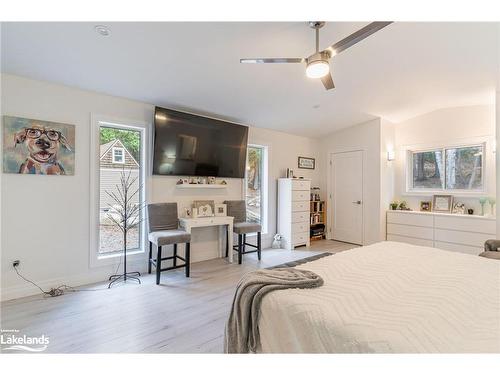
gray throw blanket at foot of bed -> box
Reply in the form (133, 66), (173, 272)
(224, 267), (324, 353)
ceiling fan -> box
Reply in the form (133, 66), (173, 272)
(240, 21), (392, 90)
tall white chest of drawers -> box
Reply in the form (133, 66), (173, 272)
(387, 210), (496, 255)
(278, 178), (311, 250)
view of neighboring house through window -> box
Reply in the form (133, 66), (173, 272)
(246, 145), (266, 228)
(410, 144), (484, 192)
(99, 125), (143, 254)
(112, 147), (125, 163)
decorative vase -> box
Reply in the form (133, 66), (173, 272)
(479, 197), (487, 216)
(488, 197), (496, 217)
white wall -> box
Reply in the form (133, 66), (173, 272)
(393, 105), (496, 213)
(380, 119), (396, 240)
(0, 74), (320, 300)
(497, 91), (500, 235)
(320, 118), (384, 245)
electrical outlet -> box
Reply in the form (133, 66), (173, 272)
(12, 260), (20, 267)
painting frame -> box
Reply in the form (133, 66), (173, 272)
(192, 200), (215, 218)
(214, 203), (227, 217)
(432, 195), (453, 213)
(2, 115), (75, 175)
(420, 201), (432, 212)
(298, 156), (315, 170)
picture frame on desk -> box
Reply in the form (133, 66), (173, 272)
(192, 200), (215, 217)
(214, 203), (227, 217)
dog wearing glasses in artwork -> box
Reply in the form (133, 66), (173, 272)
(14, 124), (72, 175)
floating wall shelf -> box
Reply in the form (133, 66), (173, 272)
(176, 184), (227, 189)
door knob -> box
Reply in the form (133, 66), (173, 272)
(352, 200), (362, 204)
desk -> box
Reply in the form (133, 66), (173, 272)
(179, 216), (234, 263)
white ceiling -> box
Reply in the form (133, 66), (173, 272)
(1, 22), (498, 137)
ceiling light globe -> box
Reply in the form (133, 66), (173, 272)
(306, 60), (329, 79)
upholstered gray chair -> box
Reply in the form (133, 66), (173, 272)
(147, 203), (191, 284)
(224, 200), (261, 264)
(479, 239), (500, 260)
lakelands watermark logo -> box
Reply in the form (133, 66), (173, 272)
(1, 329), (49, 352)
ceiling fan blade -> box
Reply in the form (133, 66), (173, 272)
(326, 22), (392, 56)
(240, 58), (304, 64)
(321, 73), (335, 90)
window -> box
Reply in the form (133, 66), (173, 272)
(112, 147), (125, 164)
(246, 145), (268, 232)
(99, 125), (144, 255)
(409, 144), (484, 192)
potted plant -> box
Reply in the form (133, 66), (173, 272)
(390, 200), (399, 210)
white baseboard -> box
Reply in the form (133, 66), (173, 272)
(1, 260), (148, 302)
(1, 233), (275, 301)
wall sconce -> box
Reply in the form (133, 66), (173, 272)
(387, 150), (395, 161)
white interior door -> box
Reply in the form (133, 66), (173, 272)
(331, 151), (363, 244)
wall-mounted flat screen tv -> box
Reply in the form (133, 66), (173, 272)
(152, 106), (249, 178)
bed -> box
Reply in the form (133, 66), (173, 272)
(257, 241), (500, 353)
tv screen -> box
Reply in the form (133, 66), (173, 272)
(152, 107), (249, 178)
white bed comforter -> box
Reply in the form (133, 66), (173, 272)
(258, 241), (500, 353)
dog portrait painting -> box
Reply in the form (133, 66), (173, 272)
(3, 116), (75, 175)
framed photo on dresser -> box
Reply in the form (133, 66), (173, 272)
(432, 195), (453, 213)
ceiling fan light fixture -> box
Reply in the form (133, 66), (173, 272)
(306, 60), (329, 79)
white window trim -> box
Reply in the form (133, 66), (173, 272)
(89, 114), (150, 268)
(112, 147), (125, 164)
(405, 141), (488, 197)
(245, 143), (269, 235)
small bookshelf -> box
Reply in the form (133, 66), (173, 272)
(310, 200), (326, 240)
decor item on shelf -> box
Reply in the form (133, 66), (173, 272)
(310, 187), (321, 201)
(105, 169), (143, 288)
(197, 177), (207, 184)
(176, 178), (184, 185)
(207, 176), (216, 184)
(272, 234), (282, 249)
(192, 200), (215, 217)
(298, 156), (315, 170)
(398, 200), (409, 211)
(420, 201), (431, 212)
(220, 180), (227, 185)
(432, 195), (453, 213)
(189, 177), (197, 184)
(3, 115), (75, 175)
(452, 202), (466, 215)
(479, 197), (487, 216)
(192, 207), (198, 218)
(184, 207), (192, 218)
(389, 201), (399, 210)
(488, 197), (496, 217)
(286, 168), (294, 178)
(468, 208), (474, 215)
(214, 203), (227, 217)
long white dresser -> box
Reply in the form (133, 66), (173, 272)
(387, 210), (496, 255)
(278, 178), (311, 250)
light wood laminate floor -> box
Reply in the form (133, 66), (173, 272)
(1, 240), (357, 353)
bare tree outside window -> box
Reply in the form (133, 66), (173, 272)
(412, 150), (444, 189)
(445, 146), (483, 190)
(411, 145), (484, 191)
